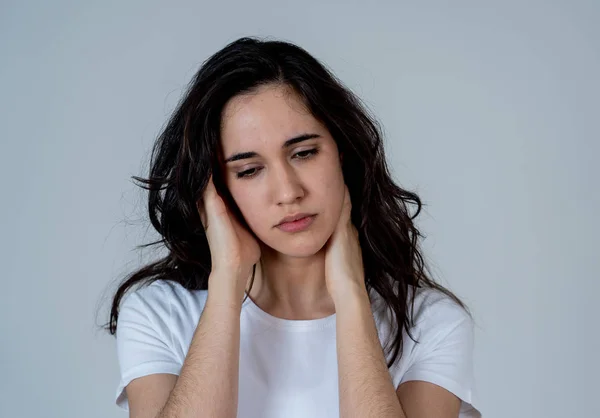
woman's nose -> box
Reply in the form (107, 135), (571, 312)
(272, 164), (305, 205)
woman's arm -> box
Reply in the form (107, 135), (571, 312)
(335, 284), (461, 418)
(125, 273), (243, 418)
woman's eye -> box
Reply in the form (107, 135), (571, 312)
(235, 149), (318, 180)
(294, 148), (319, 159)
(236, 167), (261, 179)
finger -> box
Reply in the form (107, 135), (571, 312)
(197, 175), (214, 229)
(204, 176), (228, 220)
(199, 174), (221, 230)
(203, 174), (217, 201)
(197, 202), (207, 230)
(341, 185), (352, 221)
(202, 175), (237, 243)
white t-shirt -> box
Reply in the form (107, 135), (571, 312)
(115, 279), (481, 417)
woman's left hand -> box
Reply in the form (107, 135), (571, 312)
(324, 184), (367, 302)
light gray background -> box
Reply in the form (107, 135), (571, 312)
(1, 1), (598, 417)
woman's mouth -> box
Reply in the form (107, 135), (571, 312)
(276, 215), (316, 232)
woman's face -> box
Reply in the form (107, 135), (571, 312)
(219, 83), (345, 257)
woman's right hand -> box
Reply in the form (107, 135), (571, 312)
(197, 174), (261, 300)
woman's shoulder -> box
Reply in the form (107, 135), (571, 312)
(120, 279), (209, 321)
(408, 284), (470, 327)
(370, 280), (471, 338)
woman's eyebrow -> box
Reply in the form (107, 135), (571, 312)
(224, 133), (321, 163)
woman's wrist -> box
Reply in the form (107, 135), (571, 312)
(331, 281), (370, 311)
(207, 271), (247, 311)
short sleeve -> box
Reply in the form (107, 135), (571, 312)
(115, 283), (182, 410)
(399, 294), (481, 417)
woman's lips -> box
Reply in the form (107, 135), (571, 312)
(275, 215), (316, 232)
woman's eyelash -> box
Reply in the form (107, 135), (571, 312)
(294, 148), (319, 159)
(236, 168), (260, 179)
(236, 148), (320, 179)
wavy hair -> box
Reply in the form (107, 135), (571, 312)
(104, 36), (467, 368)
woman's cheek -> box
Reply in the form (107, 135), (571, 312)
(236, 194), (266, 232)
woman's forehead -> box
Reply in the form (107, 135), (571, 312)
(220, 86), (321, 150)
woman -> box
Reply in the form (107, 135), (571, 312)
(107, 36), (481, 418)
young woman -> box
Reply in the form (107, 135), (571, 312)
(107, 37), (481, 418)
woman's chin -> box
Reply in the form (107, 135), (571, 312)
(263, 238), (328, 258)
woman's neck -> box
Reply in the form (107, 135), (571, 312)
(246, 249), (336, 320)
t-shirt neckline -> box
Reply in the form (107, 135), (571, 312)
(242, 294), (337, 330)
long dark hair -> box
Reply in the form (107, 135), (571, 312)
(104, 36), (467, 368)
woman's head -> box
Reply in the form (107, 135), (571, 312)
(220, 83), (345, 257)
(106, 36), (466, 368)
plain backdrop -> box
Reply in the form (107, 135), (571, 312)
(1, 1), (598, 417)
